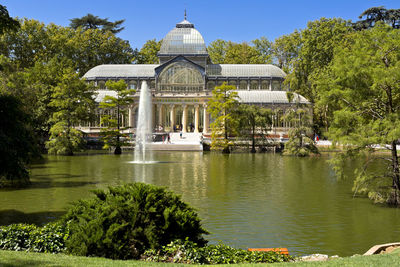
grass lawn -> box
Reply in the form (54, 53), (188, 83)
(1, 250), (400, 267)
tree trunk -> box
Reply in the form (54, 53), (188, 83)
(114, 145), (122, 155)
(390, 140), (400, 206)
(251, 124), (256, 153)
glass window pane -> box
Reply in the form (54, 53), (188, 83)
(158, 61), (203, 92)
(207, 81), (215, 90)
(239, 80), (247, 90)
(261, 80), (270, 90)
(272, 80), (281, 91)
(250, 80), (259, 90)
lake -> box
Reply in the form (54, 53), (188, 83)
(1, 151), (400, 256)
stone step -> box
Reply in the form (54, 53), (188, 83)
(148, 143), (203, 151)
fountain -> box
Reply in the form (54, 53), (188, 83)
(133, 81), (153, 163)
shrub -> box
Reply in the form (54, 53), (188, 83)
(142, 239), (293, 264)
(0, 222), (69, 253)
(62, 183), (208, 259)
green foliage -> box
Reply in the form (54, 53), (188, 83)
(283, 109), (319, 157)
(70, 13), (125, 34)
(208, 82), (239, 153)
(0, 4), (19, 35)
(62, 183), (208, 260)
(285, 18), (352, 134)
(143, 239), (292, 264)
(135, 39), (162, 64)
(45, 69), (95, 155)
(321, 23), (400, 205)
(207, 39), (272, 64)
(235, 104), (272, 153)
(353, 6), (400, 30)
(0, 18), (134, 75)
(0, 222), (69, 253)
(100, 80), (134, 154)
(0, 94), (37, 187)
(272, 31), (301, 73)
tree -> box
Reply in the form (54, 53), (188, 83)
(46, 69), (96, 155)
(251, 37), (273, 64)
(207, 39), (227, 64)
(353, 6), (400, 30)
(70, 13), (125, 33)
(100, 80), (134, 154)
(236, 104), (271, 153)
(282, 108), (318, 157)
(321, 23), (400, 206)
(0, 4), (19, 35)
(0, 19), (134, 75)
(272, 31), (301, 73)
(208, 39), (271, 64)
(224, 42), (265, 64)
(285, 18), (352, 135)
(207, 82), (239, 153)
(135, 39), (162, 64)
(0, 95), (37, 187)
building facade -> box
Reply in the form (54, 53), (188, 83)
(82, 16), (310, 135)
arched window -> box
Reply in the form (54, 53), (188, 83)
(228, 80), (237, 89)
(239, 80), (247, 90)
(158, 62), (203, 92)
(250, 80), (259, 90)
(272, 80), (281, 91)
(261, 80), (270, 90)
(98, 80), (106, 89)
(129, 81), (137, 90)
(207, 81), (215, 90)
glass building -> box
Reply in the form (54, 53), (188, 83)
(83, 16), (310, 134)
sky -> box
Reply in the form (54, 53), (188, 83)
(3, 0), (400, 50)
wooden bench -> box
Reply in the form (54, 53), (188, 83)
(248, 248), (289, 255)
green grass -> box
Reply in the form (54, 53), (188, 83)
(1, 250), (400, 267)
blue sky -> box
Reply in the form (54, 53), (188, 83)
(3, 0), (399, 49)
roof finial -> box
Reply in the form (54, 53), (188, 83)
(184, 9), (187, 20)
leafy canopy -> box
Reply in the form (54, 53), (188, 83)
(70, 13), (125, 34)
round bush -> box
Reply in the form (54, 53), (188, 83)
(62, 182), (208, 259)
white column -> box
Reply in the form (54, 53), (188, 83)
(182, 104), (188, 133)
(170, 104), (175, 130)
(128, 106), (134, 131)
(157, 104), (163, 128)
(203, 104), (209, 134)
(194, 105), (199, 133)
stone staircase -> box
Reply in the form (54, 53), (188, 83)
(149, 132), (203, 151)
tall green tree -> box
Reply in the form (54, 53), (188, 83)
(46, 69), (96, 155)
(285, 18), (352, 135)
(0, 4), (19, 34)
(236, 104), (272, 153)
(208, 39), (272, 64)
(135, 39), (162, 64)
(251, 37), (273, 64)
(70, 13), (125, 33)
(208, 82), (239, 153)
(100, 80), (134, 155)
(353, 6), (400, 30)
(272, 31), (301, 73)
(207, 39), (227, 64)
(0, 19), (134, 75)
(282, 108), (318, 157)
(0, 94), (37, 187)
(321, 23), (400, 206)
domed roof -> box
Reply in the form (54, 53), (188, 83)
(159, 17), (207, 55)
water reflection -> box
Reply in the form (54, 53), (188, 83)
(1, 152), (400, 256)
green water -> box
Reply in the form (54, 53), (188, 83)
(1, 152), (400, 256)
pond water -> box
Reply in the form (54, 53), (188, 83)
(1, 152), (400, 256)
